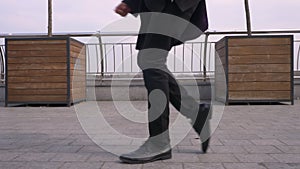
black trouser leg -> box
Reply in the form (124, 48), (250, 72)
(138, 49), (171, 145)
(143, 69), (170, 144)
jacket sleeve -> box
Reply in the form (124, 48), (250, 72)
(175, 0), (202, 12)
(122, 0), (140, 14)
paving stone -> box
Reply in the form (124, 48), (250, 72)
(260, 163), (298, 169)
(100, 162), (142, 169)
(87, 152), (118, 162)
(250, 139), (285, 146)
(59, 162), (103, 169)
(44, 145), (83, 153)
(71, 138), (97, 146)
(210, 146), (247, 154)
(223, 163), (267, 169)
(10, 144), (52, 153)
(143, 162), (183, 169)
(234, 154), (278, 163)
(0, 153), (22, 161)
(243, 145), (282, 154)
(270, 154), (300, 163)
(220, 139), (253, 146)
(197, 154), (239, 163)
(275, 145), (300, 153)
(12, 153), (57, 162)
(279, 139), (300, 145)
(77, 145), (106, 153)
(50, 153), (91, 162)
(17, 162), (63, 169)
(0, 162), (23, 169)
(183, 163), (224, 169)
(166, 153), (201, 163)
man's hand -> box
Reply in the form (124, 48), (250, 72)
(115, 2), (131, 17)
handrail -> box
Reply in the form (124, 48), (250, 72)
(1, 29), (300, 38)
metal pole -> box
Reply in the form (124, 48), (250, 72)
(48, 0), (53, 37)
(203, 33), (209, 81)
(244, 0), (252, 36)
(97, 32), (104, 77)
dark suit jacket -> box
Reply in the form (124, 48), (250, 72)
(122, 0), (208, 50)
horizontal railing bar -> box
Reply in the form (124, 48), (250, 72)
(1, 29), (300, 38)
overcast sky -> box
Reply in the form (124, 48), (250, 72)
(0, 0), (299, 34)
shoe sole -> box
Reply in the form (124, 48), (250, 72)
(120, 152), (172, 164)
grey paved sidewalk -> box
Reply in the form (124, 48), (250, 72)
(0, 101), (300, 169)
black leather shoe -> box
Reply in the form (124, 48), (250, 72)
(119, 140), (172, 164)
(192, 103), (211, 153)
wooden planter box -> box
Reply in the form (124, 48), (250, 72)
(215, 35), (294, 105)
(5, 37), (86, 106)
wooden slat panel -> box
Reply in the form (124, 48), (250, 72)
(70, 39), (84, 49)
(228, 64), (290, 73)
(70, 57), (86, 65)
(71, 45), (84, 54)
(70, 71), (86, 77)
(7, 44), (67, 51)
(71, 88), (86, 95)
(228, 73), (290, 82)
(228, 82), (290, 91)
(8, 70), (67, 77)
(228, 37), (291, 46)
(229, 91), (291, 100)
(8, 83), (67, 89)
(8, 76), (67, 83)
(70, 63), (85, 71)
(229, 55), (291, 64)
(8, 89), (67, 95)
(8, 40), (67, 45)
(8, 95), (67, 102)
(71, 82), (86, 89)
(7, 63), (67, 70)
(7, 50), (66, 57)
(8, 57), (67, 64)
(228, 45), (291, 55)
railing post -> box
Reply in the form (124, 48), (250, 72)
(0, 46), (5, 83)
(297, 45), (300, 71)
(203, 33), (209, 81)
(97, 32), (104, 77)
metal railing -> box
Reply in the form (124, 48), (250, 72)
(1, 30), (300, 84)
(85, 41), (216, 76)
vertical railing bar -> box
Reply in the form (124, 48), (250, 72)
(86, 45), (91, 73)
(104, 44), (108, 74)
(95, 43), (100, 74)
(121, 44), (124, 73)
(297, 44), (300, 71)
(199, 42), (203, 72)
(191, 43), (194, 72)
(97, 33), (105, 77)
(203, 33), (209, 81)
(113, 45), (116, 73)
(173, 46), (176, 72)
(130, 44), (133, 73)
(208, 42), (212, 73)
(182, 44), (185, 72)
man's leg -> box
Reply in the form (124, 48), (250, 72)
(119, 49), (172, 164)
(137, 49), (171, 145)
(168, 73), (212, 153)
